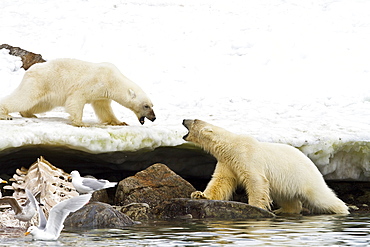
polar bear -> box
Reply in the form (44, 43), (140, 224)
(0, 58), (156, 127)
(183, 119), (349, 215)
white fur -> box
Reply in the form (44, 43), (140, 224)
(0, 58), (155, 126)
(184, 119), (349, 215)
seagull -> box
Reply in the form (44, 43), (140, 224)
(0, 189), (39, 221)
(0, 178), (7, 197)
(69, 170), (117, 194)
(25, 193), (91, 241)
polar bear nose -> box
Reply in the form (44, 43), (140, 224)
(148, 110), (156, 122)
(182, 119), (194, 128)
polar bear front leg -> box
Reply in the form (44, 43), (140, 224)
(191, 162), (237, 201)
(91, 100), (127, 125)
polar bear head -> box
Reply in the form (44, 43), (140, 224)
(128, 89), (156, 125)
(182, 119), (245, 159)
(182, 119), (216, 144)
(137, 102), (156, 125)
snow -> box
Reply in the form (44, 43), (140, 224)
(1, 0), (370, 180)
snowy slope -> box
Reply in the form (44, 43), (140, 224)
(1, 0), (370, 180)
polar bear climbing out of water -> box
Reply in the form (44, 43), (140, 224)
(183, 119), (349, 215)
(0, 58), (156, 127)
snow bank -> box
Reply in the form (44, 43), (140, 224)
(0, 117), (185, 153)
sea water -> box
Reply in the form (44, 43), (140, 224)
(1, 214), (369, 246)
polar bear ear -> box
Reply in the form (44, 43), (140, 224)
(129, 89), (136, 99)
(202, 127), (213, 133)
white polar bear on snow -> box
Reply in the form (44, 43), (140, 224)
(183, 119), (349, 215)
(0, 58), (156, 127)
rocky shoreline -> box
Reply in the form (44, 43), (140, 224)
(1, 155), (369, 226)
(0, 153), (369, 239)
(0, 158), (275, 237)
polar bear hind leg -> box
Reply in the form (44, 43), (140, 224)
(65, 95), (88, 127)
(20, 101), (55, 118)
(19, 111), (37, 118)
(0, 90), (46, 120)
(0, 110), (13, 120)
(273, 197), (303, 215)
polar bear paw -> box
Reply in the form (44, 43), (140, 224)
(20, 111), (37, 118)
(273, 207), (302, 215)
(0, 114), (13, 120)
(191, 191), (209, 200)
(71, 121), (91, 127)
(108, 121), (129, 126)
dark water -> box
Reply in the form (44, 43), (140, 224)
(1, 214), (370, 246)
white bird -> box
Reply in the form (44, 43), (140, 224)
(69, 170), (117, 194)
(0, 189), (39, 222)
(25, 193), (91, 241)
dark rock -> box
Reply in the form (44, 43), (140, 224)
(118, 203), (150, 221)
(115, 163), (196, 208)
(153, 198), (275, 219)
(358, 191), (370, 204)
(0, 44), (45, 70)
(91, 189), (110, 203)
(64, 201), (135, 229)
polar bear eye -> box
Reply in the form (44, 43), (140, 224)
(144, 105), (150, 109)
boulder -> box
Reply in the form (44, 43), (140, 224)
(0, 44), (45, 70)
(91, 189), (110, 204)
(65, 201), (135, 229)
(116, 203), (150, 221)
(153, 198), (275, 219)
(115, 163), (196, 208)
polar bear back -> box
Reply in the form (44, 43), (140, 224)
(260, 142), (322, 176)
(25, 58), (123, 89)
(16, 58), (145, 105)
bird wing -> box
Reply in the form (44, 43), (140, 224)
(82, 178), (106, 190)
(25, 189), (47, 229)
(35, 192), (47, 229)
(25, 189), (37, 211)
(44, 194), (91, 237)
(0, 197), (22, 215)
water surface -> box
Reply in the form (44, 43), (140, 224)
(1, 214), (369, 246)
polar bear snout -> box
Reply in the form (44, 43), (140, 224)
(182, 119), (196, 140)
(139, 110), (156, 125)
(183, 119), (203, 129)
(182, 119), (193, 129)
